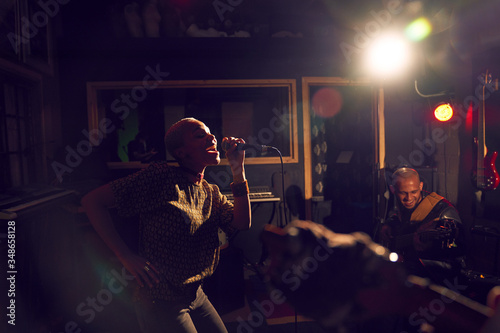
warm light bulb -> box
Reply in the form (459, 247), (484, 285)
(434, 103), (453, 122)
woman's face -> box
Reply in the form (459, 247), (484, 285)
(177, 120), (220, 167)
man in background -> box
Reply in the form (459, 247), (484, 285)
(378, 167), (466, 282)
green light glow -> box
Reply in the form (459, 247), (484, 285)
(405, 17), (432, 41)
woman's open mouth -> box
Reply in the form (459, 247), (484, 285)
(206, 145), (219, 154)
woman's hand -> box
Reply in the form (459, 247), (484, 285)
(222, 136), (251, 230)
(118, 253), (160, 288)
(222, 136), (246, 179)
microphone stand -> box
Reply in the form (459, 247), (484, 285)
(270, 146), (297, 332)
(269, 147), (288, 227)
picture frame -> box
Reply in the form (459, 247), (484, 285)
(302, 76), (375, 219)
(87, 79), (299, 169)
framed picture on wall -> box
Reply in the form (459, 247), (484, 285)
(302, 77), (376, 233)
(87, 79), (299, 169)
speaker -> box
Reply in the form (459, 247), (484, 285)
(310, 112), (328, 198)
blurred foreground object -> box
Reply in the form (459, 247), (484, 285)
(261, 220), (494, 332)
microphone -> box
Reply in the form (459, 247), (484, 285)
(221, 141), (271, 152)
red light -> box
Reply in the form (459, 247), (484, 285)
(434, 103), (453, 122)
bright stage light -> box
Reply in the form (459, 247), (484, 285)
(366, 34), (411, 78)
(434, 103), (454, 122)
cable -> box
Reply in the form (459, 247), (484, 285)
(269, 146), (297, 331)
(269, 146), (288, 227)
(414, 80), (452, 98)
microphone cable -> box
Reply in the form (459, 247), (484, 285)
(268, 147), (297, 332)
(267, 146), (295, 333)
(268, 146), (288, 227)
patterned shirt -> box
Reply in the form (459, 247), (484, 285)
(110, 162), (236, 301)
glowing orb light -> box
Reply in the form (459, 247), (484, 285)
(366, 34), (411, 78)
(405, 17), (432, 41)
(434, 103), (454, 122)
(312, 87), (343, 118)
(389, 252), (399, 262)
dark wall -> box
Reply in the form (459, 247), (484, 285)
(54, 0), (351, 201)
(54, 0), (500, 270)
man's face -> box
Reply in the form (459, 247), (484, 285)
(394, 175), (423, 210)
(177, 120), (220, 166)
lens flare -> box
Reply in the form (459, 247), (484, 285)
(311, 87), (343, 118)
(405, 17), (432, 41)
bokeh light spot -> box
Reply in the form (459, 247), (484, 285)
(389, 252), (399, 262)
(405, 17), (432, 41)
(312, 87), (343, 118)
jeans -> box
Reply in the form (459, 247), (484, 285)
(134, 285), (228, 333)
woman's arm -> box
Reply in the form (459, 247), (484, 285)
(230, 166), (251, 230)
(224, 137), (251, 230)
(81, 184), (159, 287)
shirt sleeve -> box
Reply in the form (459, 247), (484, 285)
(210, 184), (237, 237)
(109, 163), (173, 217)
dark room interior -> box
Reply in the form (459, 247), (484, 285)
(1, 0), (500, 332)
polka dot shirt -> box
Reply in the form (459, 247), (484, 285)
(110, 162), (236, 301)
